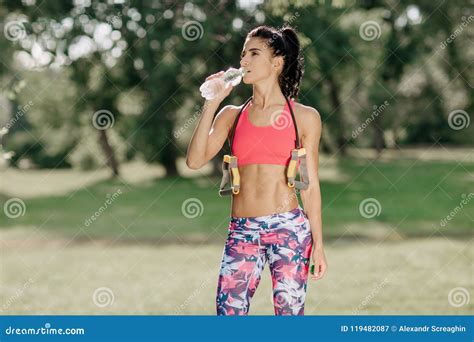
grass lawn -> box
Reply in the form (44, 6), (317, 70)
(1, 156), (472, 240)
(0, 151), (472, 314)
(1, 230), (472, 315)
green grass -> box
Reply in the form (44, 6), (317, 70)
(1, 156), (472, 315)
(1, 157), (472, 240)
(324, 158), (473, 236)
(1, 235), (472, 314)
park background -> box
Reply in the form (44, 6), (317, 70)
(0, 0), (472, 314)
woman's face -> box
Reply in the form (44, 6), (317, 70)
(239, 37), (283, 85)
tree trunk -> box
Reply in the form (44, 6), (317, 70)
(373, 119), (385, 157)
(97, 129), (119, 177)
(164, 160), (178, 176)
(327, 74), (347, 155)
(161, 142), (178, 176)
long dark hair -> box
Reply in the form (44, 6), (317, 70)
(247, 25), (304, 99)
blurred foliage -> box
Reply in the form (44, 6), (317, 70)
(67, 115), (128, 170)
(0, 0), (472, 174)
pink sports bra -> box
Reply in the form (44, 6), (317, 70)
(231, 98), (298, 167)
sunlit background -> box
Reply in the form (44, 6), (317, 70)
(0, 0), (472, 315)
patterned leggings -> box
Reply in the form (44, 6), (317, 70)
(216, 205), (313, 315)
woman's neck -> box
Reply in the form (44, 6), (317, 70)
(252, 80), (286, 110)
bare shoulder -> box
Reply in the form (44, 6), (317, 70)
(212, 104), (244, 138)
(214, 104), (241, 126)
(293, 102), (321, 137)
(293, 102), (321, 122)
(216, 104), (241, 118)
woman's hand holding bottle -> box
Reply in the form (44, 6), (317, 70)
(200, 67), (245, 105)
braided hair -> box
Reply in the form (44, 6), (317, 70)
(247, 25), (304, 99)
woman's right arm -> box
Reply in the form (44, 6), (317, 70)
(186, 72), (237, 170)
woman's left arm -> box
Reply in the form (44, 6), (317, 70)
(299, 106), (327, 281)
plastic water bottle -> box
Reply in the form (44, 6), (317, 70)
(200, 67), (246, 100)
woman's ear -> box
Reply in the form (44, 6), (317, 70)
(272, 55), (284, 72)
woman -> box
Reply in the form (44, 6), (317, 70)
(186, 25), (327, 315)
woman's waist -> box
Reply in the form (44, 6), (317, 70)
(237, 165), (290, 189)
(231, 196), (299, 217)
(231, 188), (300, 219)
(229, 204), (308, 231)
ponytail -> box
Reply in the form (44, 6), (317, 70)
(247, 25), (305, 99)
(279, 27), (304, 99)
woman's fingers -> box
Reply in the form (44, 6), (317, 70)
(311, 260), (327, 280)
(211, 82), (233, 102)
(224, 81), (233, 93)
(311, 262), (321, 280)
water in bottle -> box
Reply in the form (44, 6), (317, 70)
(200, 67), (246, 100)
